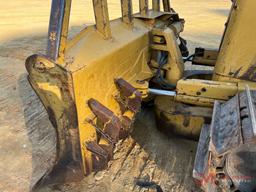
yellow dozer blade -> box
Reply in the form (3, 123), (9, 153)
(25, 0), (256, 190)
(25, 0), (185, 184)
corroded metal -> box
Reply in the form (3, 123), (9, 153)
(92, 0), (112, 39)
(87, 118), (115, 144)
(193, 90), (256, 192)
(162, 0), (170, 12)
(241, 64), (256, 81)
(139, 0), (148, 16)
(154, 96), (211, 139)
(47, 0), (71, 63)
(246, 85), (256, 134)
(193, 124), (210, 182)
(213, 0), (256, 82)
(25, 54), (84, 185)
(121, 0), (133, 25)
(25, 0), (256, 187)
(86, 79), (143, 172)
(240, 90), (256, 142)
(86, 141), (112, 171)
(152, 0), (160, 11)
(209, 96), (241, 155)
(119, 115), (133, 137)
(87, 95), (141, 172)
(86, 141), (110, 159)
(115, 78), (142, 113)
(88, 98), (123, 142)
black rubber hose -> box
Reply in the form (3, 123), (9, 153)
(136, 179), (163, 192)
(155, 51), (176, 90)
(183, 51), (204, 63)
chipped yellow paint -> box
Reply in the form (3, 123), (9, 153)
(214, 0), (256, 82)
(68, 19), (153, 172)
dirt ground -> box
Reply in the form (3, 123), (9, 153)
(0, 1), (230, 192)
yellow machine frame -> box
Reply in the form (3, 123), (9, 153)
(25, 0), (256, 181)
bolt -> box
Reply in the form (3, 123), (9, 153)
(136, 80), (145, 84)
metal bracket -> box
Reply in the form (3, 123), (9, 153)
(88, 98), (123, 143)
(85, 79), (143, 173)
(86, 117), (115, 144)
(121, 0), (133, 26)
(86, 141), (109, 159)
(93, 0), (112, 39)
(152, 0), (160, 12)
(139, 0), (148, 16)
(47, 0), (72, 63)
(85, 141), (112, 171)
(115, 78), (142, 113)
(162, 0), (171, 12)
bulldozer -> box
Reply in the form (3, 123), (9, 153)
(25, 0), (256, 191)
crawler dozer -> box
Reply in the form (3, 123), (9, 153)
(26, 0), (256, 191)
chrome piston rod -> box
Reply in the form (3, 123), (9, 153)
(149, 88), (176, 96)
